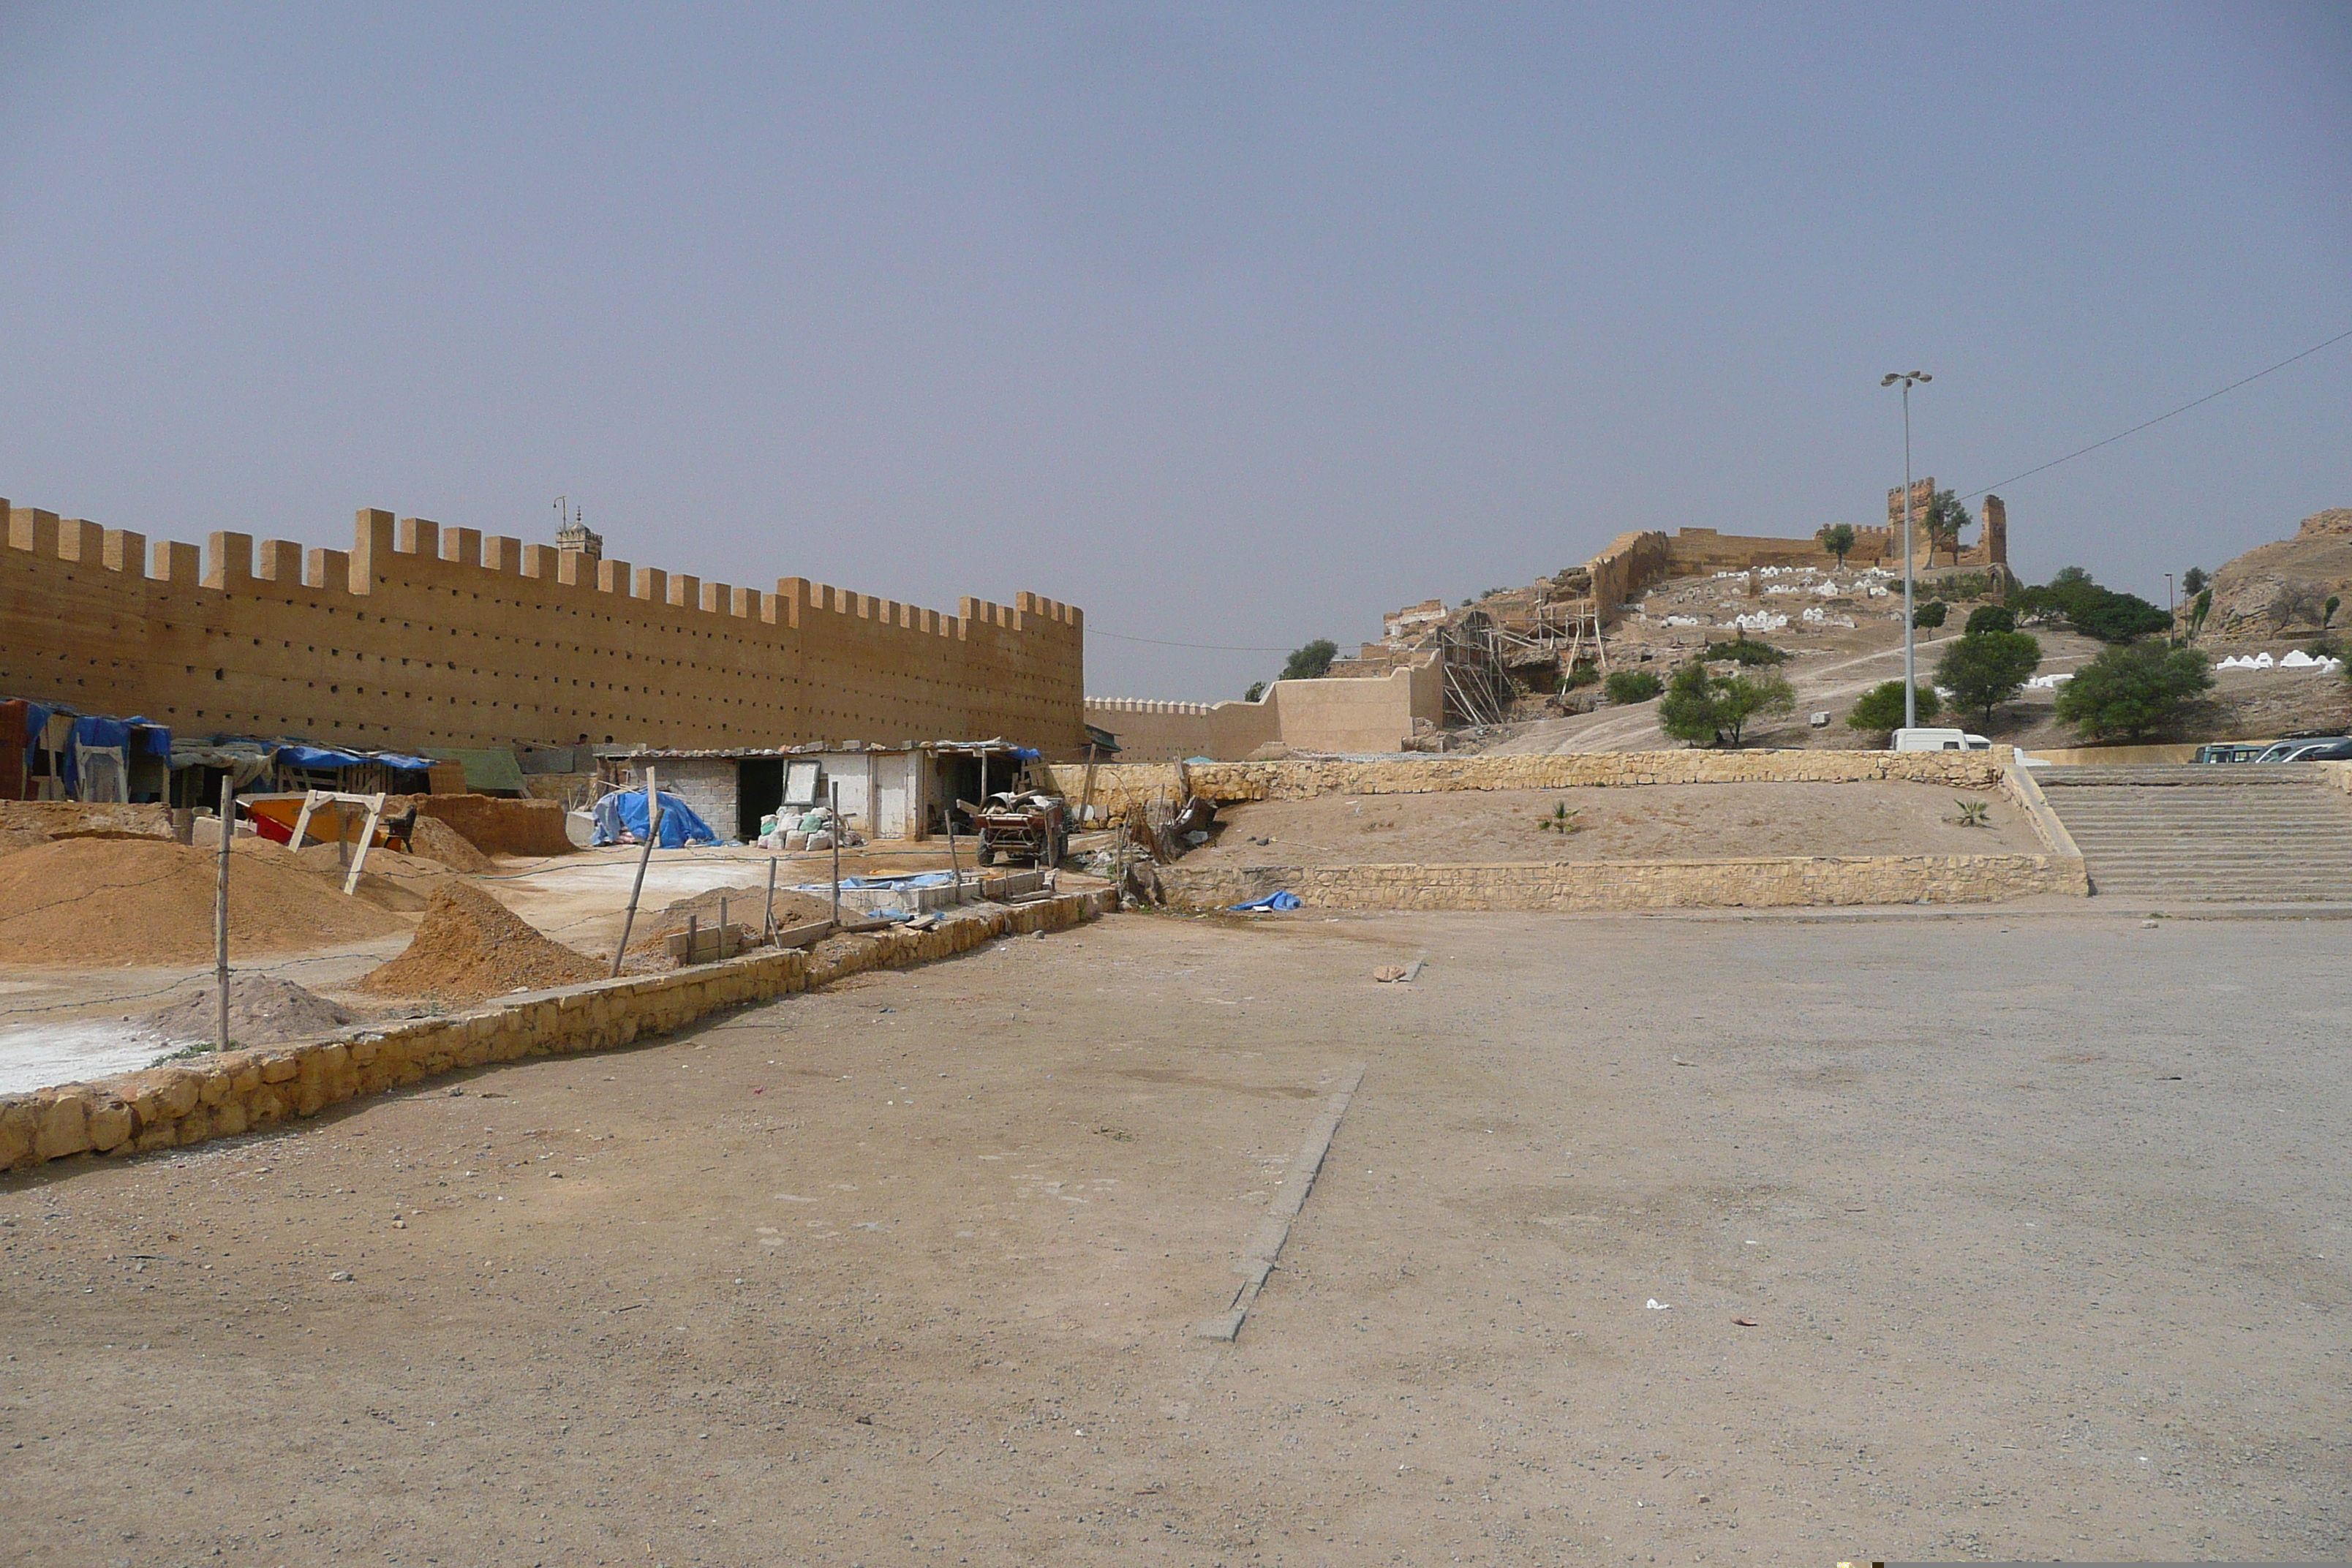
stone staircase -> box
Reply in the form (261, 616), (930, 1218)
(2036, 765), (2352, 902)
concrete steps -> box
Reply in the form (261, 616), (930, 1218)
(2037, 766), (2352, 900)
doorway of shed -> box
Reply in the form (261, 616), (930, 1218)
(737, 758), (784, 840)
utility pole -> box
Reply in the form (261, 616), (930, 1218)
(1882, 371), (1932, 729)
(214, 774), (233, 1052)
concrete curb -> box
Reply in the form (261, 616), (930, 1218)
(1198, 1064), (1363, 1343)
(0, 888), (1115, 1178)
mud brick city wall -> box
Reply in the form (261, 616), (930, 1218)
(0, 501), (1086, 753)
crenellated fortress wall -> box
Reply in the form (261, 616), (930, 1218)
(0, 500), (1085, 752)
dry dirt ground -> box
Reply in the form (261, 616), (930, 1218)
(5, 905), (2348, 1565)
(1186, 783), (2044, 867)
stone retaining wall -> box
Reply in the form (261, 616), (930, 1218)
(0, 800), (176, 839)
(1181, 748), (2012, 803)
(1157, 853), (2081, 914)
(0, 889), (1113, 1176)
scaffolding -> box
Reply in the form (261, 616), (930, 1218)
(1436, 614), (1518, 729)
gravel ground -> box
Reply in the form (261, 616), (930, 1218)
(2, 905), (2345, 1564)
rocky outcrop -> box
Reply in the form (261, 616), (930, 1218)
(2198, 508), (2352, 640)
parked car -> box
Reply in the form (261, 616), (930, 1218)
(2253, 736), (2348, 763)
(2278, 739), (2352, 763)
(1893, 727), (1994, 753)
(2193, 742), (2269, 764)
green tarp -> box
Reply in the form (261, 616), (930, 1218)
(420, 747), (528, 795)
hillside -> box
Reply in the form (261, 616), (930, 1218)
(2198, 507), (2352, 641)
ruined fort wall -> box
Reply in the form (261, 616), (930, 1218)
(1081, 698), (1218, 763)
(1662, 528), (1837, 576)
(1583, 529), (1671, 623)
(1087, 658), (1438, 763)
(0, 500), (1085, 752)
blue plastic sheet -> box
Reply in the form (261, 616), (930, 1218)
(1228, 889), (1302, 912)
(592, 788), (718, 847)
(276, 745), (435, 772)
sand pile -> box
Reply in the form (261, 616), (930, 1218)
(625, 883), (838, 955)
(356, 881), (603, 1003)
(290, 841), (457, 912)
(144, 974), (357, 1047)
(0, 837), (405, 968)
(0, 826), (50, 859)
(407, 815), (495, 873)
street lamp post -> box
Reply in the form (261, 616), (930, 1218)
(1881, 371), (1932, 729)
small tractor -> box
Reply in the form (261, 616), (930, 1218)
(968, 790), (1069, 867)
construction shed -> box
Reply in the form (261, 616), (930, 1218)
(606, 742), (1038, 843)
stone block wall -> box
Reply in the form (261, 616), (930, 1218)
(0, 499), (1085, 755)
(1175, 747), (2013, 803)
(0, 801), (176, 839)
(0, 888), (1114, 1176)
(1033, 761), (1193, 820)
(1157, 853), (2081, 913)
(620, 758), (739, 840)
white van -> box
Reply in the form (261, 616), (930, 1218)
(1893, 727), (1994, 753)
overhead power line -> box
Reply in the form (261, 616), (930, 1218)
(1961, 325), (2352, 500)
(1088, 627), (1297, 652)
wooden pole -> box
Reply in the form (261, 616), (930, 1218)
(214, 774), (233, 1053)
(829, 782), (843, 927)
(946, 800), (963, 904)
(611, 766), (661, 978)
(763, 856), (777, 943)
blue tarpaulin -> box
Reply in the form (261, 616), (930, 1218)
(592, 788), (718, 848)
(276, 745), (436, 772)
(1229, 889), (1302, 912)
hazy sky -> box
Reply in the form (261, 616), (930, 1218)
(2, 4), (2346, 701)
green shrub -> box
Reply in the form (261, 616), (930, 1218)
(1963, 603), (2016, 636)
(1846, 680), (1940, 734)
(2054, 642), (2214, 739)
(1935, 572), (1994, 600)
(1659, 665), (1795, 747)
(1934, 630), (2043, 725)
(2012, 570), (2171, 643)
(1603, 668), (1663, 704)
(1700, 638), (1789, 666)
(1280, 639), (1338, 681)
(1562, 662), (1600, 690)
(1912, 600), (1948, 629)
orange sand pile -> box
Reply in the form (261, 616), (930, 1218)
(355, 881), (603, 1004)
(624, 883), (837, 955)
(0, 837), (404, 968)
(407, 815), (495, 873)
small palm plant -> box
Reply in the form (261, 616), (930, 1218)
(1536, 802), (1583, 834)
(1954, 800), (1991, 829)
